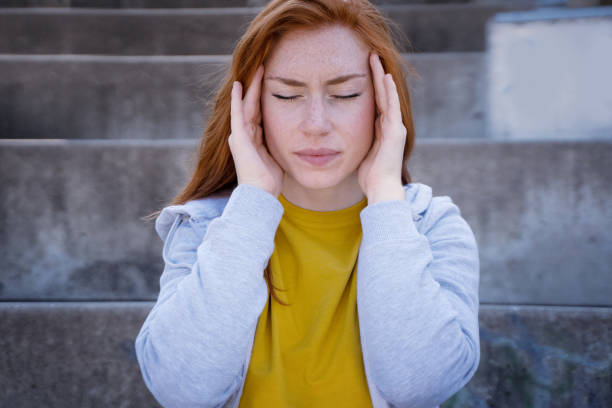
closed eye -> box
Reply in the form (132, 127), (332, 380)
(334, 93), (361, 99)
(273, 94), (300, 101)
(273, 93), (361, 101)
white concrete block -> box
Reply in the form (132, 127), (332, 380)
(487, 7), (612, 139)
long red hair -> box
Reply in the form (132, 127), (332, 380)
(169, 0), (416, 304)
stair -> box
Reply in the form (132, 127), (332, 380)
(1, 1), (611, 407)
(0, 53), (486, 140)
(1, 139), (611, 305)
(0, 4), (530, 54)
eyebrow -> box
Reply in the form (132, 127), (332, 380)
(265, 73), (367, 87)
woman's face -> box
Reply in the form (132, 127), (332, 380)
(261, 24), (376, 198)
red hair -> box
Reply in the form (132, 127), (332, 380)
(169, 0), (416, 304)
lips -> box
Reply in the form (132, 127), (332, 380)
(295, 148), (341, 166)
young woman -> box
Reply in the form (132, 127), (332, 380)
(135, 1), (480, 407)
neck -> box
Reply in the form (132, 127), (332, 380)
(280, 173), (365, 211)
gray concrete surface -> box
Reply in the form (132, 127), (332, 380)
(487, 7), (612, 140)
(0, 0), (597, 8)
(0, 4), (525, 55)
(444, 304), (612, 407)
(0, 55), (228, 140)
(0, 7), (257, 55)
(0, 0), (480, 7)
(411, 139), (612, 306)
(0, 53), (485, 140)
(0, 302), (609, 407)
(0, 301), (160, 408)
(0, 140), (194, 301)
(1, 139), (610, 304)
(409, 53), (486, 139)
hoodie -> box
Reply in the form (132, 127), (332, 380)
(135, 183), (480, 408)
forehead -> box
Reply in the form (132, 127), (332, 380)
(265, 25), (370, 77)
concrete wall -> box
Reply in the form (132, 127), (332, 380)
(447, 305), (612, 407)
(0, 4), (526, 55)
(488, 7), (612, 140)
(0, 55), (226, 140)
(1, 139), (610, 305)
(1, 0), (600, 8)
(1, 302), (609, 407)
(0, 53), (486, 140)
(410, 139), (612, 306)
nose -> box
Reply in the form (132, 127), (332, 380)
(299, 96), (332, 137)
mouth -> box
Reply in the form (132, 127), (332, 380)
(295, 148), (341, 166)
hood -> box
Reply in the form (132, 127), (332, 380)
(404, 182), (433, 221)
(155, 183), (433, 242)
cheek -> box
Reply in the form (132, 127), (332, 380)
(345, 98), (376, 154)
(261, 97), (280, 145)
(262, 101), (290, 167)
(262, 97), (300, 149)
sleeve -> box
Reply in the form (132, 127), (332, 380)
(134, 184), (284, 408)
(356, 195), (480, 408)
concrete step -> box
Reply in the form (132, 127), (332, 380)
(459, 304), (612, 407)
(0, 53), (485, 140)
(4, 0), (606, 8)
(1, 139), (610, 305)
(0, 301), (160, 407)
(0, 55), (226, 140)
(1, 302), (609, 407)
(0, 0), (575, 8)
(0, 4), (527, 55)
(487, 6), (612, 140)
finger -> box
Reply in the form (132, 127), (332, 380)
(384, 73), (402, 123)
(363, 130), (381, 166)
(243, 65), (264, 124)
(230, 81), (244, 134)
(369, 52), (387, 115)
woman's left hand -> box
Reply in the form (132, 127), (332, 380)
(358, 52), (407, 204)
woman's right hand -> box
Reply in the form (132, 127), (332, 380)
(229, 65), (284, 197)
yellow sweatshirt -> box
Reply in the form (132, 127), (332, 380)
(239, 193), (372, 407)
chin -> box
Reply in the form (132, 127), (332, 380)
(290, 170), (354, 192)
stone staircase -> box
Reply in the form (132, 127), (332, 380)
(1, 1), (611, 407)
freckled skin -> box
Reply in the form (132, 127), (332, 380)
(261, 24), (376, 210)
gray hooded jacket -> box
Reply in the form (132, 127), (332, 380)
(135, 183), (480, 408)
